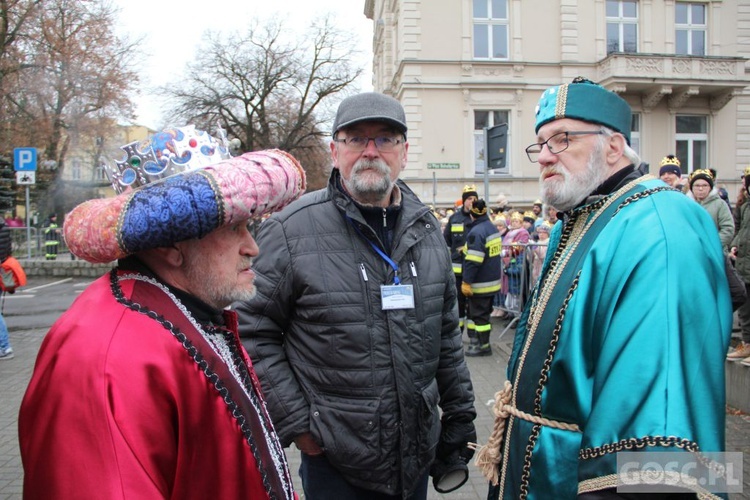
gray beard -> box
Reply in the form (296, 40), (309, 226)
(342, 159), (393, 205)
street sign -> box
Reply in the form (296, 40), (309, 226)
(427, 162), (460, 169)
(13, 148), (37, 171)
(16, 171), (35, 185)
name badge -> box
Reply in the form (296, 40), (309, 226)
(380, 284), (415, 310)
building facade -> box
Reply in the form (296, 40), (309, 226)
(364, 0), (750, 210)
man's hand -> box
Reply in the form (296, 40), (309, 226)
(294, 432), (324, 456)
(461, 282), (473, 297)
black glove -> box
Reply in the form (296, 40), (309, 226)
(430, 417), (477, 493)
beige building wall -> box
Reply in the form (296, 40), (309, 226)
(364, 0), (750, 210)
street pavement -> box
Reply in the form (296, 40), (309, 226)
(1, 296), (749, 499)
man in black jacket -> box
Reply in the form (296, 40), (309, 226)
(236, 92), (476, 499)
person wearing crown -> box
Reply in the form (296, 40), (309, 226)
(444, 184), (479, 336)
(461, 198), (502, 357)
(18, 127), (305, 500)
(475, 78), (732, 499)
(658, 154), (686, 191)
(687, 168), (734, 253)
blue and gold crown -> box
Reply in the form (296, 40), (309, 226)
(106, 125), (232, 194)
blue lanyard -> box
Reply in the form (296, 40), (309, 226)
(346, 216), (400, 285)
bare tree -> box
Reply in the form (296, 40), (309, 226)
(9, 0), (140, 217)
(162, 14), (363, 189)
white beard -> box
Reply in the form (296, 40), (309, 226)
(539, 140), (609, 212)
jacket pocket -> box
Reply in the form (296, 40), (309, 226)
(417, 379), (441, 462)
(309, 393), (381, 475)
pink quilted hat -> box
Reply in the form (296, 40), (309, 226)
(64, 148), (306, 263)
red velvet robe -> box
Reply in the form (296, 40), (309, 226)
(19, 271), (296, 500)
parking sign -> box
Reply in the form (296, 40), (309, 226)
(13, 148), (37, 171)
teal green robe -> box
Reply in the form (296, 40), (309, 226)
(497, 177), (732, 499)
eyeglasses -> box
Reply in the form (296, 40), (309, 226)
(525, 130), (604, 163)
(333, 136), (404, 152)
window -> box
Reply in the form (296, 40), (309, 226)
(630, 114), (641, 155)
(95, 162), (108, 182)
(474, 110), (509, 176)
(473, 0), (509, 59)
(675, 115), (707, 174)
(71, 159), (81, 181)
(676, 2), (706, 56)
(606, 0), (638, 54)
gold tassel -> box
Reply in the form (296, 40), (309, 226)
(473, 380), (513, 486)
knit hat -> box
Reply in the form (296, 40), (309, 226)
(688, 169), (714, 190)
(658, 155), (682, 177)
(332, 92), (407, 136)
(462, 184), (479, 203)
(537, 221), (552, 233)
(534, 77), (632, 144)
(64, 127), (306, 263)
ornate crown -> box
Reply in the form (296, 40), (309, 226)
(105, 125), (232, 194)
(660, 155), (681, 167)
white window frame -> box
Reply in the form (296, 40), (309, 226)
(606, 0), (639, 54)
(71, 158), (81, 181)
(675, 2), (707, 56)
(630, 113), (641, 155)
(473, 109), (510, 176)
(472, 0), (509, 60)
(675, 115), (708, 174)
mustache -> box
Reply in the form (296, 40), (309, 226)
(353, 158), (389, 174)
(540, 166), (565, 180)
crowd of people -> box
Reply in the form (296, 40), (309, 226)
(10, 80), (742, 500)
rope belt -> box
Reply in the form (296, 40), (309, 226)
(472, 380), (581, 485)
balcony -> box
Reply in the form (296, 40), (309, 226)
(596, 53), (750, 111)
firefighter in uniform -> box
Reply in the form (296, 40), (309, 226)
(461, 199), (502, 356)
(443, 185), (478, 332)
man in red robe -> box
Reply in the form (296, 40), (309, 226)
(19, 127), (305, 500)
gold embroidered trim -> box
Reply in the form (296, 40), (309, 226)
(578, 474), (618, 494)
(579, 472), (723, 500)
(555, 84), (569, 119)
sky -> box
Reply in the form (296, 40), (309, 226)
(114, 0), (374, 130)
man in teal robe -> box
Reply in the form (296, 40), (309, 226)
(477, 78), (732, 499)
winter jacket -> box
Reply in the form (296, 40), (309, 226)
(691, 189), (734, 251)
(236, 169), (476, 497)
(732, 201), (750, 283)
(462, 214), (502, 295)
(443, 208), (472, 275)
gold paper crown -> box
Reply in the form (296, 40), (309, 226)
(533, 199), (543, 206)
(509, 211), (523, 222)
(463, 184), (477, 194)
(523, 210), (537, 220)
(660, 155), (681, 167)
(689, 169), (714, 182)
(743, 166), (750, 178)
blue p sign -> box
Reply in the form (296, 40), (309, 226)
(14, 148), (37, 171)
